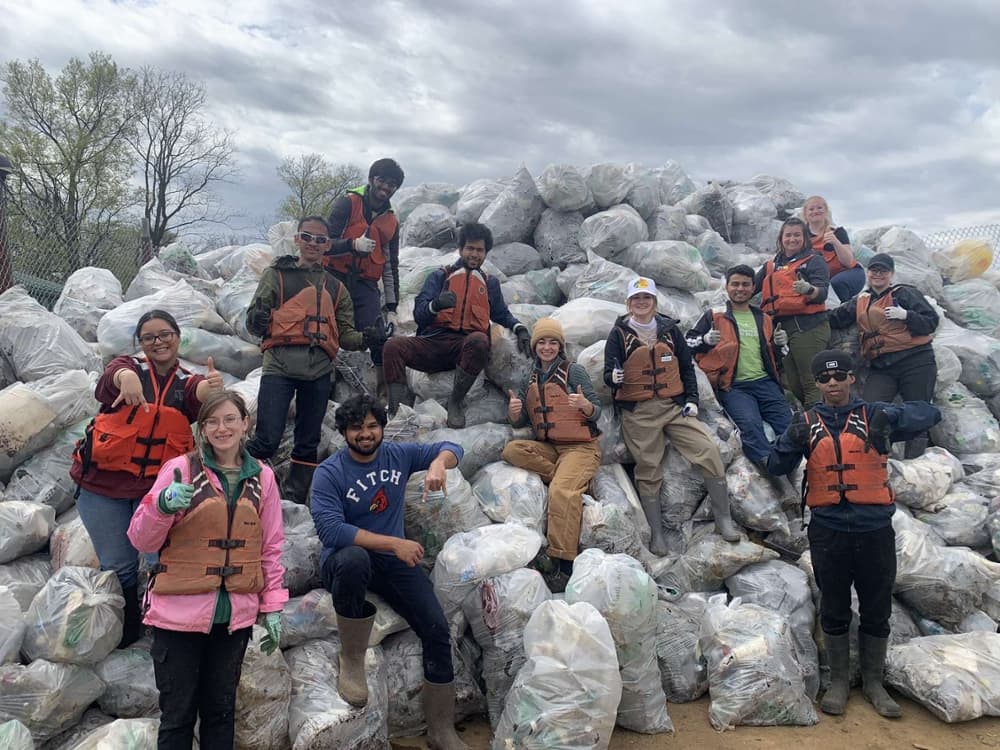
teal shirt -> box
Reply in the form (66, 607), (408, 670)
(733, 310), (767, 383)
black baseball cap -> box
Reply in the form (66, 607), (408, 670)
(867, 253), (895, 271)
(811, 349), (854, 377)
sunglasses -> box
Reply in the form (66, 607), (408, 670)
(816, 370), (850, 384)
(297, 231), (330, 245)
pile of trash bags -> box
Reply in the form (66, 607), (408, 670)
(1, 161), (1000, 747)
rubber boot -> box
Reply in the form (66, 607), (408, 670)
(704, 475), (740, 542)
(423, 680), (470, 750)
(118, 584), (143, 649)
(387, 382), (410, 417)
(820, 632), (851, 715)
(335, 603), (376, 708)
(859, 632), (902, 718)
(640, 496), (669, 556)
(375, 365), (387, 401)
(446, 368), (477, 429)
(903, 434), (929, 460)
(751, 459), (791, 498)
(287, 459), (317, 506)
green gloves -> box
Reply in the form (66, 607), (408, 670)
(158, 468), (194, 514)
(260, 612), (282, 655)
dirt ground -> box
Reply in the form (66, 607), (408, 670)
(392, 689), (1000, 749)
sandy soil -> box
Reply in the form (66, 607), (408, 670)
(391, 689), (1000, 749)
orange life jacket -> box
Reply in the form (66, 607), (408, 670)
(615, 327), (684, 402)
(759, 254), (828, 318)
(694, 307), (780, 390)
(855, 286), (934, 360)
(433, 266), (492, 334)
(526, 360), (595, 444)
(324, 189), (397, 282)
(811, 230), (857, 277)
(261, 268), (343, 360)
(803, 407), (893, 508)
(74, 360), (195, 480)
(150, 453), (264, 596)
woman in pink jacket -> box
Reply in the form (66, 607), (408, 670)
(128, 390), (288, 750)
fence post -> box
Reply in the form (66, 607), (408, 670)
(0, 154), (13, 293)
(139, 217), (155, 265)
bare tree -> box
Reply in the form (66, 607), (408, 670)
(277, 154), (362, 220)
(128, 67), (238, 248)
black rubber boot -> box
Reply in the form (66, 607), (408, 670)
(287, 459), (317, 505)
(387, 382), (411, 417)
(118, 584), (143, 649)
(903, 435), (929, 460)
(820, 631), (850, 715)
(859, 632), (902, 718)
(446, 368), (477, 429)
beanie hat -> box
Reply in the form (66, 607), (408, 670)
(530, 318), (565, 349)
(627, 276), (658, 300)
(811, 349), (854, 377)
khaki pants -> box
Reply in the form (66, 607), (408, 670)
(501, 438), (602, 561)
(621, 398), (725, 499)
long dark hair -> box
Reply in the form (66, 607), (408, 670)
(133, 309), (181, 344)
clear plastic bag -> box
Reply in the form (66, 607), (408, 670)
(0, 586), (25, 664)
(392, 183), (460, 223)
(0, 554), (51, 611)
(50, 513), (98, 571)
(125, 257), (179, 301)
(653, 160), (698, 205)
(5, 420), (88, 515)
(534, 209), (586, 269)
(537, 164), (594, 212)
(578, 204), (648, 260)
(876, 227), (944, 300)
(278, 588), (338, 650)
(658, 446), (706, 531)
(0, 501), (56, 564)
(565, 549), (672, 734)
(623, 163), (661, 220)
(456, 178), (507, 225)
(934, 319), (1000, 398)
(957, 609), (997, 633)
(931, 381), (1000, 453)
(579, 495), (649, 563)
(417, 422), (514, 478)
(0, 719), (33, 750)
(400, 203), (457, 249)
(655, 595), (710, 702)
(490, 242), (544, 278)
(35, 707), (113, 750)
(699, 597), (818, 730)
(22, 566), (124, 666)
(177, 327), (262, 379)
(404, 468), (491, 565)
(612, 240), (712, 293)
(914, 486), (991, 548)
(941, 278), (1000, 337)
(932, 238), (994, 283)
(235, 625), (292, 750)
(216, 265), (265, 344)
(585, 163), (634, 209)
(550, 297), (626, 359)
(886, 633), (1000, 722)
(471, 462), (547, 532)
(70, 717), (160, 749)
(679, 184), (735, 242)
(462, 568), (552, 730)
(0, 659), (106, 743)
(53, 267), (123, 344)
(888, 446), (964, 511)
(647, 205), (687, 242)
(657, 532), (779, 594)
(491, 599), (622, 750)
(281, 501), (322, 597)
(478, 167), (546, 246)
(94, 645), (159, 718)
(725, 457), (788, 535)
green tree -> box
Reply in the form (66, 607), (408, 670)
(277, 154), (362, 220)
(0, 52), (137, 273)
(127, 67), (238, 248)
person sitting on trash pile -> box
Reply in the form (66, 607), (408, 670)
(604, 276), (741, 551)
(755, 216), (831, 409)
(382, 221), (532, 428)
(127, 390), (287, 750)
(325, 158), (404, 397)
(767, 349), (941, 719)
(828, 252), (940, 459)
(502, 318), (602, 592)
(687, 264), (796, 497)
(804, 195), (866, 302)
(244, 216), (386, 504)
(70, 308), (224, 650)
(309, 394), (469, 750)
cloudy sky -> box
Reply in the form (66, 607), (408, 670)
(2, 0), (999, 241)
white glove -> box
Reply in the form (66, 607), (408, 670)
(611, 368), (625, 385)
(703, 328), (721, 346)
(884, 306), (908, 321)
(773, 326), (788, 346)
(682, 403), (698, 418)
(353, 236), (376, 254)
(791, 278), (814, 295)
(385, 311), (398, 327)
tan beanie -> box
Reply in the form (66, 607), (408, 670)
(530, 317), (565, 349)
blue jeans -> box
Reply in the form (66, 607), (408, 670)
(719, 377), (792, 463)
(75, 488), (145, 589)
(831, 265), (865, 302)
(246, 372), (332, 463)
(323, 545), (454, 683)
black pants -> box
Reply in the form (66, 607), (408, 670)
(323, 545), (454, 683)
(862, 348), (936, 403)
(246, 372), (331, 463)
(152, 624), (252, 750)
(808, 521), (896, 638)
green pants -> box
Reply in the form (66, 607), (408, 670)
(783, 320), (831, 409)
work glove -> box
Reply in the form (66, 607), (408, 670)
(384, 310), (398, 328)
(514, 325), (532, 358)
(787, 413), (811, 452)
(260, 612), (282, 655)
(362, 324), (388, 349)
(884, 306), (908, 321)
(791, 278), (814, 296)
(353, 236), (376, 254)
(773, 324), (788, 347)
(869, 408), (894, 454)
(611, 365), (625, 385)
(159, 468), (194, 514)
(682, 403), (699, 418)
(703, 328), (721, 346)
(430, 290), (457, 313)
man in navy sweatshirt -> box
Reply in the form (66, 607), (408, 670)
(310, 394), (468, 750)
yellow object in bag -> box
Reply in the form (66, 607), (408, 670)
(935, 239), (994, 282)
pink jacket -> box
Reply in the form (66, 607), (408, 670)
(127, 453), (289, 634)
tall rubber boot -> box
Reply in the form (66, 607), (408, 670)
(118, 584), (143, 649)
(859, 632), (902, 718)
(287, 459), (317, 506)
(820, 631), (851, 715)
(903, 434), (929, 460)
(640, 496), (669, 556)
(335, 603), (376, 708)
(704, 475), (740, 542)
(446, 368), (477, 429)
(423, 680), (470, 750)
(387, 382), (410, 417)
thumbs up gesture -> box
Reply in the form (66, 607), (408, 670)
(704, 327), (722, 346)
(204, 356), (225, 392)
(507, 389), (523, 422)
(772, 323), (788, 347)
(160, 467), (194, 514)
(568, 384), (589, 412)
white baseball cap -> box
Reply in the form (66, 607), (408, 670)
(627, 277), (658, 299)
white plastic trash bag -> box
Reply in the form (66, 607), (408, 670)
(533, 209), (586, 268)
(404, 468), (491, 565)
(586, 163), (633, 209)
(281, 502), (322, 597)
(725, 457), (788, 535)
(471, 462), (547, 532)
(478, 166), (546, 246)
(178, 327), (262, 379)
(578, 204), (648, 259)
(417, 423), (514, 478)
(456, 178), (507, 224)
(279, 589), (338, 650)
(0, 586), (25, 664)
(0, 719), (33, 750)
(5, 420), (87, 514)
(0, 554), (51, 611)
(657, 533), (779, 594)
(537, 164), (594, 212)
(914, 487), (991, 548)
(235, 625), (292, 750)
(0, 501), (56, 564)
(655, 595), (710, 702)
(50, 514), (99, 571)
(70, 717), (160, 749)
(931, 382), (1000, 454)
(612, 240), (712, 293)
(53, 267), (123, 343)
(888, 447), (964, 511)
(941, 278), (1000, 337)
(400, 203), (457, 249)
(94, 646), (159, 718)
(0, 659), (105, 743)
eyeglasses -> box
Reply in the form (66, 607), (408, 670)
(297, 231), (330, 245)
(816, 370), (850, 384)
(203, 415), (244, 430)
(868, 267), (891, 275)
(138, 331), (177, 345)
(374, 176), (400, 190)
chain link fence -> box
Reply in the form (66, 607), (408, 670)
(922, 224), (1000, 268)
